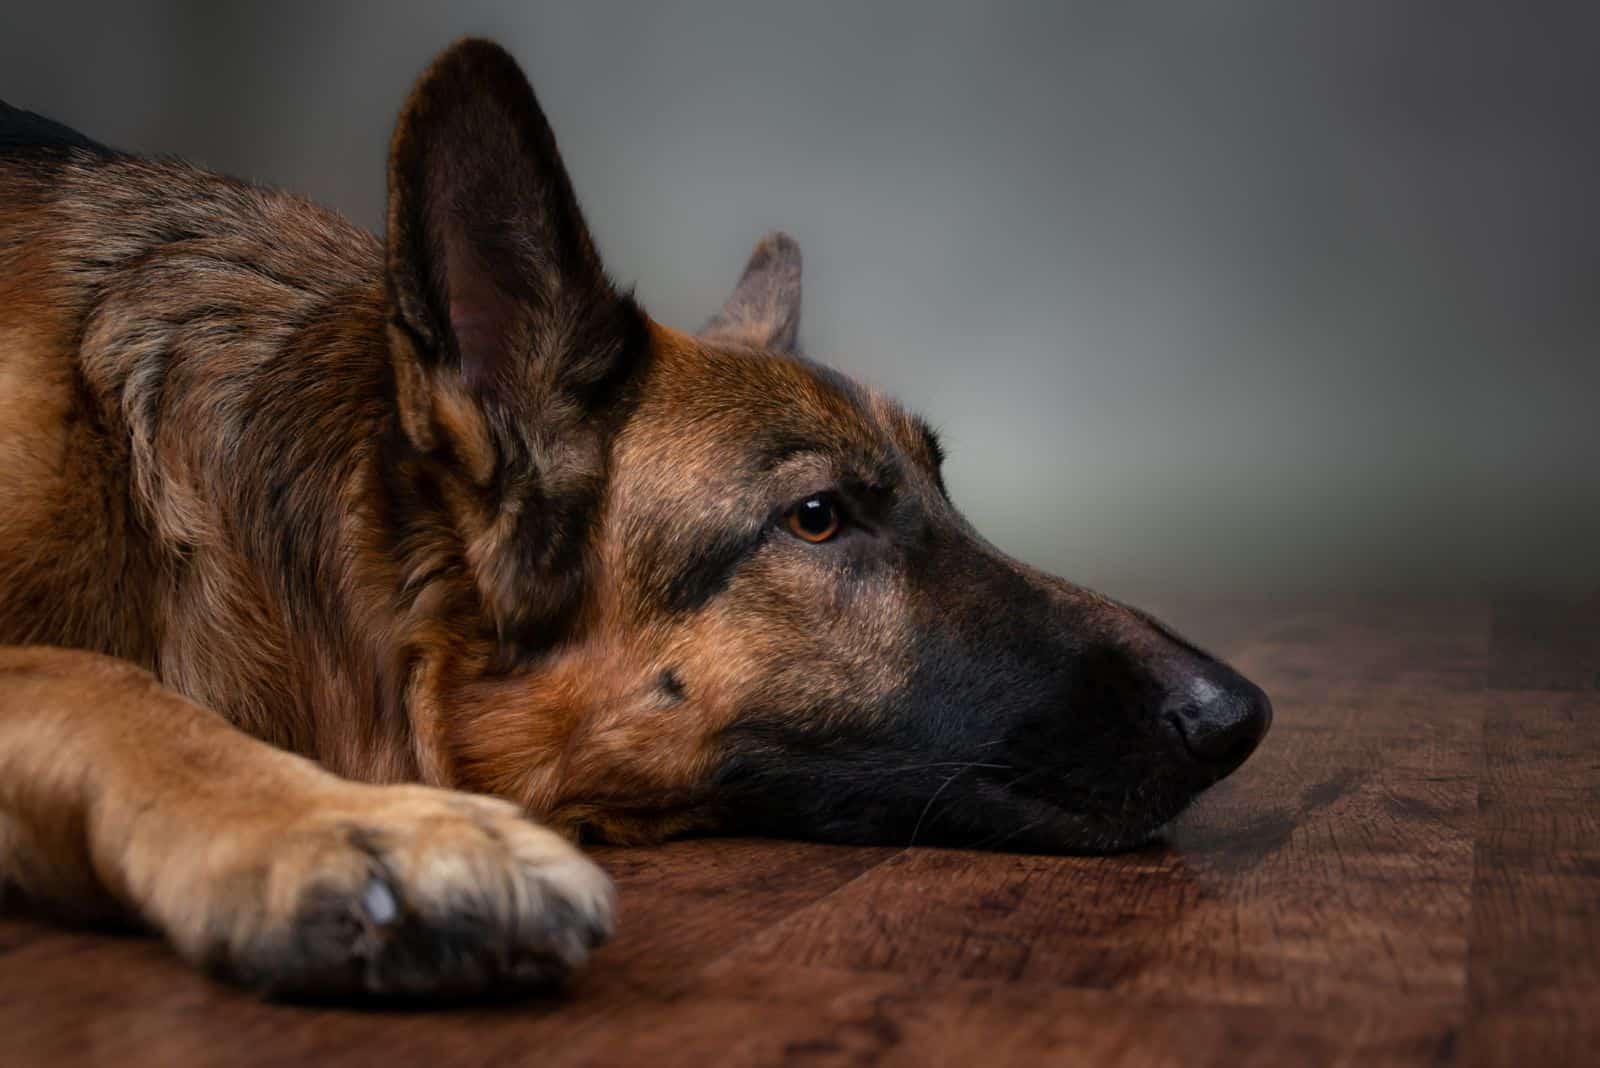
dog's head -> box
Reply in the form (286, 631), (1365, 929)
(381, 40), (1269, 852)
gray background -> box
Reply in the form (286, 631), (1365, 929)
(4, 2), (1596, 601)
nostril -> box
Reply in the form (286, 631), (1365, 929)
(1163, 680), (1271, 776)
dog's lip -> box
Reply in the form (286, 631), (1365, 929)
(981, 810), (1187, 855)
(970, 776), (1200, 855)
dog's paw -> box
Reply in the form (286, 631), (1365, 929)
(174, 786), (615, 1000)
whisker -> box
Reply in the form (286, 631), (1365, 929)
(971, 814), (1049, 852)
(881, 761), (1012, 774)
(908, 766), (975, 848)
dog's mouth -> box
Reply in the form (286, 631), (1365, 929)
(957, 781), (1201, 855)
(710, 778), (1201, 855)
(911, 762), (1207, 854)
(707, 722), (1220, 855)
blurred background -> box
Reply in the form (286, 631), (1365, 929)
(4, 1), (1596, 601)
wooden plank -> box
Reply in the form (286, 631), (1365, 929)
(0, 930), (1454, 1068)
(1455, 597), (1600, 1067)
(550, 966), (1459, 1068)
(1461, 691), (1600, 1068)
(1486, 594), (1600, 692)
(582, 839), (895, 997)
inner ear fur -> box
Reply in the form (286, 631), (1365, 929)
(700, 230), (803, 353)
(383, 38), (647, 643)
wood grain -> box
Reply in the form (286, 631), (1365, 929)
(1, 595), (1596, 1067)
(1463, 595), (1600, 1066)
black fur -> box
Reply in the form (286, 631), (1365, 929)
(657, 524), (773, 615)
(0, 100), (110, 154)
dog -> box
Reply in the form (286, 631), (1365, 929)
(0, 39), (1271, 999)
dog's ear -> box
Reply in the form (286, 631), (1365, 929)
(699, 231), (802, 353)
(386, 38), (643, 403)
(384, 38), (646, 642)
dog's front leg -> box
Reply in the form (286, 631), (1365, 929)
(0, 646), (614, 999)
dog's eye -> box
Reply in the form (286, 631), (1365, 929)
(784, 494), (842, 543)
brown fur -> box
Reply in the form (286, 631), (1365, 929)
(0, 39), (1269, 1000)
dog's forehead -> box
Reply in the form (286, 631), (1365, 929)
(632, 327), (938, 475)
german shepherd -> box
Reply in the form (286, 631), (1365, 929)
(0, 39), (1270, 999)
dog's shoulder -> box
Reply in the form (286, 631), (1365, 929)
(0, 99), (113, 156)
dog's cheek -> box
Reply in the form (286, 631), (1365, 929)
(429, 665), (584, 809)
(433, 637), (725, 825)
(740, 567), (919, 726)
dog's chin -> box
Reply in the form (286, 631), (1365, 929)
(1006, 807), (1188, 855)
(944, 790), (1198, 855)
(693, 774), (1202, 855)
(569, 793), (1193, 855)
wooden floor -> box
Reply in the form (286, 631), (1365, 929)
(3, 595), (1597, 1067)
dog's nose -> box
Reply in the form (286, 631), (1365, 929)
(1161, 666), (1272, 778)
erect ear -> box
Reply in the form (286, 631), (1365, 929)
(386, 38), (643, 402)
(384, 38), (646, 642)
(699, 230), (803, 353)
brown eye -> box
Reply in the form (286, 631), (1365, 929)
(785, 495), (841, 543)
